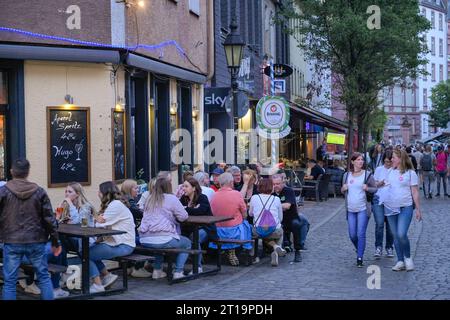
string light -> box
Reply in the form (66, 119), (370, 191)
(0, 27), (187, 58)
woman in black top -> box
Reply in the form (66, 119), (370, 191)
(180, 178), (216, 272)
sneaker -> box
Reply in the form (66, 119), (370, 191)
(152, 269), (167, 280)
(89, 283), (105, 294)
(252, 257), (260, 264)
(299, 246), (308, 251)
(356, 258), (363, 268)
(283, 246), (293, 253)
(53, 287), (70, 298)
(386, 248), (394, 258)
(226, 250), (239, 266)
(20, 281), (41, 295)
(392, 261), (406, 271)
(374, 247), (382, 258)
(435, 194), (440, 197)
(404, 258), (414, 271)
(131, 267), (152, 278)
(429, 193), (432, 199)
(172, 271), (185, 280)
(274, 245), (287, 257)
(101, 273), (118, 288)
(271, 251), (279, 267)
(188, 267), (203, 275)
(293, 250), (302, 263)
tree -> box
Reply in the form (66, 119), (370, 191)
(429, 80), (450, 129)
(279, 0), (429, 155)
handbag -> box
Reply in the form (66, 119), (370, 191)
(364, 170), (374, 203)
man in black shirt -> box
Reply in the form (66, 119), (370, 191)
(304, 159), (323, 180)
(272, 174), (310, 263)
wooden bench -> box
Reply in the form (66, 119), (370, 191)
(110, 254), (156, 290)
(210, 239), (255, 268)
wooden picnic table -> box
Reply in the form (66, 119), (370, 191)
(57, 224), (126, 298)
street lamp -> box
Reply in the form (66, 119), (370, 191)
(224, 18), (245, 164)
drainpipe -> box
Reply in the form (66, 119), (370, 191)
(206, 0), (215, 82)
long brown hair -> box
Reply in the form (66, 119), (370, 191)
(144, 178), (172, 212)
(181, 178), (202, 207)
(392, 149), (413, 174)
(99, 181), (123, 214)
(349, 152), (365, 173)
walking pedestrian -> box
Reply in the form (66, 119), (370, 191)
(341, 153), (377, 267)
(372, 150), (394, 258)
(420, 145), (436, 199)
(0, 158), (61, 300)
(435, 146), (448, 197)
(383, 150), (422, 272)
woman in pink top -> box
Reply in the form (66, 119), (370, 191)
(210, 172), (252, 266)
(435, 146), (448, 197)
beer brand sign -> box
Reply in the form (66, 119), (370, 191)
(256, 96), (291, 139)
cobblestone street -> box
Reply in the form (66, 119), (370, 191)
(95, 195), (449, 300)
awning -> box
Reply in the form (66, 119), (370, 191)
(421, 129), (450, 144)
(289, 103), (348, 133)
(126, 53), (207, 84)
(0, 43), (120, 63)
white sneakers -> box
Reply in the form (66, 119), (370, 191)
(404, 258), (414, 271)
(131, 267), (152, 278)
(274, 245), (287, 257)
(271, 251), (279, 267)
(392, 261), (406, 271)
(172, 271), (185, 280)
(392, 258), (414, 272)
(102, 273), (118, 288)
(89, 283), (105, 294)
(18, 280), (41, 295)
(152, 269), (167, 280)
(53, 287), (70, 298)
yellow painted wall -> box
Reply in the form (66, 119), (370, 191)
(24, 61), (125, 208)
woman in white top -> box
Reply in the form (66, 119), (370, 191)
(248, 178), (286, 267)
(371, 150), (394, 258)
(382, 149), (422, 272)
(341, 153), (377, 268)
(89, 181), (136, 294)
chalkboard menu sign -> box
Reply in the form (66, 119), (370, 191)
(47, 107), (91, 187)
(111, 109), (127, 181)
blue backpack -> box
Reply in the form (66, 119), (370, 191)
(254, 195), (277, 238)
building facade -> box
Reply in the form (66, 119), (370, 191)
(0, 0), (209, 206)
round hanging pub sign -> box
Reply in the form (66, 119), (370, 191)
(256, 96), (291, 138)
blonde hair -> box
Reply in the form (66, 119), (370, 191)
(148, 177), (157, 194)
(242, 169), (257, 184)
(144, 178), (172, 212)
(121, 179), (138, 197)
(67, 182), (98, 217)
(392, 149), (414, 174)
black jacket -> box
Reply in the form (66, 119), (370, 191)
(0, 179), (59, 246)
(180, 194), (217, 240)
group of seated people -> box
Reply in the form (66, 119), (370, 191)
(2, 164), (310, 297)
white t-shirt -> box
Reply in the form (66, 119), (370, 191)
(201, 186), (215, 202)
(374, 166), (390, 199)
(346, 172), (367, 212)
(383, 169), (418, 209)
(249, 194), (283, 229)
(137, 191), (150, 210)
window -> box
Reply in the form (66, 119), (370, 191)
(439, 38), (443, 57)
(431, 11), (435, 29)
(423, 89), (428, 107)
(439, 13), (443, 31)
(423, 64), (427, 81)
(0, 71), (6, 105)
(431, 37), (435, 56)
(439, 64), (443, 82)
(189, 0), (200, 16)
(421, 8), (426, 18)
(432, 63), (436, 81)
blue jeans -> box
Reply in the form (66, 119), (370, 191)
(347, 210), (369, 259)
(197, 229), (208, 268)
(283, 215), (310, 250)
(45, 242), (68, 289)
(88, 243), (134, 278)
(141, 236), (191, 273)
(372, 197), (394, 250)
(2, 243), (54, 300)
(386, 205), (413, 262)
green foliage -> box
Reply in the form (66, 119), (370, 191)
(429, 80), (450, 129)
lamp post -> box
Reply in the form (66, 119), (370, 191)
(224, 18), (245, 164)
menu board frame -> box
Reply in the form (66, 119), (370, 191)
(46, 106), (91, 188)
(111, 108), (127, 182)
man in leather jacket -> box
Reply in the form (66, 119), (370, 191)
(0, 158), (61, 300)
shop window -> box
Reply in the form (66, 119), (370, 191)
(189, 0), (200, 16)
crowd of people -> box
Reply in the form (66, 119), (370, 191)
(0, 159), (310, 300)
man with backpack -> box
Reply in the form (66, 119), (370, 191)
(272, 174), (310, 263)
(420, 145), (436, 199)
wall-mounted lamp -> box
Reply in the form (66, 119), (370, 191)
(116, 0), (145, 8)
(63, 94), (74, 108)
(115, 97), (125, 111)
(170, 102), (178, 115)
